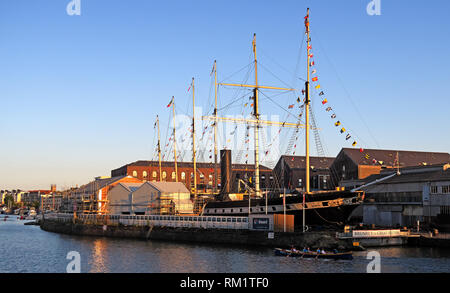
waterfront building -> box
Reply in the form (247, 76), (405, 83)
(110, 160), (275, 193)
(330, 148), (450, 184)
(41, 194), (63, 211)
(61, 175), (143, 214)
(273, 155), (335, 191)
(344, 164), (450, 231)
(22, 190), (51, 206)
(108, 181), (193, 215)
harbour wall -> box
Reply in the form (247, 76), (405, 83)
(40, 219), (352, 250)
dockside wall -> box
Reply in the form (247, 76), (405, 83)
(40, 219), (352, 250)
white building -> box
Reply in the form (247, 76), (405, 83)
(108, 182), (193, 215)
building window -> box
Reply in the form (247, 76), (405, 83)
(431, 186), (438, 194)
(132, 171), (138, 177)
(298, 179), (302, 187)
(181, 172), (186, 180)
(172, 172), (176, 180)
(442, 186), (450, 194)
(162, 171), (167, 180)
(143, 171), (148, 178)
(152, 171), (157, 178)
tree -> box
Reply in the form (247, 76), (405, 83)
(4, 195), (14, 208)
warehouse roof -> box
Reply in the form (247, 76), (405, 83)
(279, 156), (334, 170)
(338, 148), (450, 167)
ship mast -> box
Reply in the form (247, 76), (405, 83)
(252, 34), (261, 198)
(304, 7), (311, 233)
(192, 78), (197, 199)
(213, 61), (219, 194)
(305, 8), (311, 194)
(172, 96), (178, 182)
(157, 115), (162, 181)
(202, 35), (307, 198)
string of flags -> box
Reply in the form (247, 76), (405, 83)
(304, 11), (382, 165)
(304, 19), (358, 149)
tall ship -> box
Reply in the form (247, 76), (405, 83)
(199, 8), (365, 229)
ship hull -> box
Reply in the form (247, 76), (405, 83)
(203, 190), (364, 228)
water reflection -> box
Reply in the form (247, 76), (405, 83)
(90, 239), (108, 273)
(0, 218), (449, 273)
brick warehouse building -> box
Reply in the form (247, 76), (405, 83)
(331, 148), (450, 184)
(273, 155), (335, 191)
(111, 160), (275, 193)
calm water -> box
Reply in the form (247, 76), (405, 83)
(1, 216), (449, 273)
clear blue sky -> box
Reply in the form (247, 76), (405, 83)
(1, 0), (450, 190)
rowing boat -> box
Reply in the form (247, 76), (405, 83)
(274, 248), (353, 260)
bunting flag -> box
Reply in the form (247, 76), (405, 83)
(365, 154), (370, 159)
(167, 97), (174, 108)
(301, 28), (364, 153)
(297, 97), (301, 103)
(372, 159), (377, 164)
(244, 103), (248, 107)
(187, 84), (191, 92)
(288, 104), (294, 109)
(359, 148), (364, 152)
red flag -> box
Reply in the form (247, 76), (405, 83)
(312, 77), (318, 82)
(167, 97), (174, 107)
(288, 104), (294, 109)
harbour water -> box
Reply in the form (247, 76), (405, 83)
(1, 216), (449, 273)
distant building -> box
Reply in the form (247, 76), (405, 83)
(331, 148), (450, 184)
(22, 190), (51, 206)
(41, 194), (63, 211)
(273, 156), (335, 191)
(110, 160), (275, 193)
(347, 164), (450, 230)
(108, 181), (193, 215)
